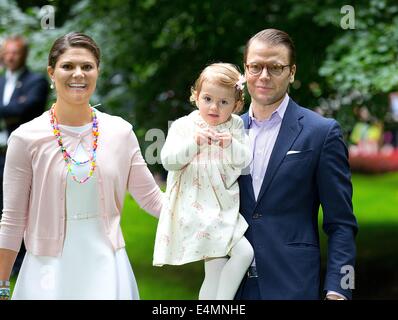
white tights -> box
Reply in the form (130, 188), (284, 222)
(198, 236), (254, 300)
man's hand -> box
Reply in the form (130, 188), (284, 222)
(325, 294), (346, 300)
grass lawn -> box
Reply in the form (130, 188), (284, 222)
(121, 196), (203, 299)
(10, 172), (398, 299)
(124, 172), (398, 299)
(347, 173), (398, 299)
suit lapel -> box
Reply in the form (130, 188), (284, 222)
(255, 99), (304, 204)
(8, 69), (29, 104)
(240, 112), (256, 203)
(242, 112), (250, 129)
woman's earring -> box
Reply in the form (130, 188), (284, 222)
(50, 80), (54, 89)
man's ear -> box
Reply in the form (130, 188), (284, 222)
(290, 64), (296, 83)
(234, 101), (244, 113)
(244, 65), (249, 79)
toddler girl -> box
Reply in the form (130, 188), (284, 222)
(153, 63), (253, 300)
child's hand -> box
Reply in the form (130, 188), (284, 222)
(194, 126), (218, 145)
(216, 132), (232, 148)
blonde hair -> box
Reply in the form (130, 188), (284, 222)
(190, 63), (245, 113)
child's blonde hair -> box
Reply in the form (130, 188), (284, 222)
(190, 63), (245, 113)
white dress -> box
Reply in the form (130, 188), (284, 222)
(12, 123), (139, 300)
(153, 111), (251, 266)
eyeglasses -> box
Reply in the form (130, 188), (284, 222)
(245, 62), (291, 77)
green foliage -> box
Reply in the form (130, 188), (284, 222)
(2, 0), (397, 169)
(0, 0), (36, 39)
(0, 0), (313, 171)
(316, 0), (398, 124)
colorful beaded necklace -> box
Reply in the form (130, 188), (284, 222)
(49, 104), (99, 184)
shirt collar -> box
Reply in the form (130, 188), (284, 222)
(5, 67), (24, 81)
(248, 93), (290, 128)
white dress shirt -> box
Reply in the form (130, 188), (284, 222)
(248, 94), (289, 199)
(2, 68), (23, 106)
(0, 68), (24, 146)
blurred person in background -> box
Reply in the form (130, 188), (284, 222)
(0, 35), (49, 277)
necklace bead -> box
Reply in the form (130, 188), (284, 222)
(50, 104), (99, 184)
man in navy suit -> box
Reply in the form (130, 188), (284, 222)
(235, 29), (358, 300)
(0, 35), (49, 274)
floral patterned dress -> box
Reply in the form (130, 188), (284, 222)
(153, 111), (251, 266)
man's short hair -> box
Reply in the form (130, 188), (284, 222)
(244, 28), (296, 65)
(3, 35), (29, 57)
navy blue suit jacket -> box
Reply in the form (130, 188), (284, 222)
(236, 98), (358, 300)
(0, 68), (49, 136)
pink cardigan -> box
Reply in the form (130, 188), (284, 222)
(0, 109), (163, 257)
